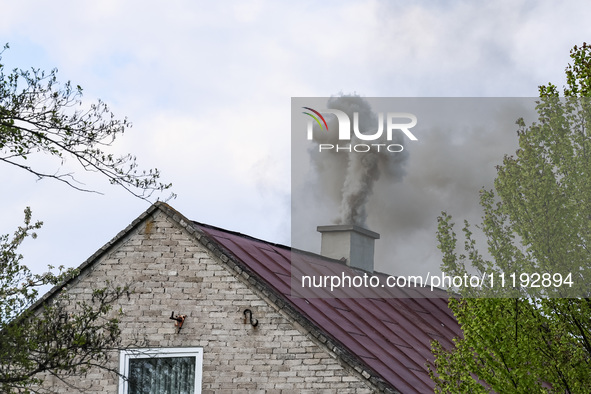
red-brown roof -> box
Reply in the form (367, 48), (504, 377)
(192, 222), (461, 394)
(31, 202), (460, 393)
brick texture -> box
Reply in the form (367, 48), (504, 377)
(41, 210), (375, 393)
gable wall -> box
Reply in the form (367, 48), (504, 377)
(44, 208), (375, 393)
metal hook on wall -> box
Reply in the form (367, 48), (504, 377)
(243, 309), (258, 327)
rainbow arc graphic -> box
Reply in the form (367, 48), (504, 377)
(302, 107), (328, 131)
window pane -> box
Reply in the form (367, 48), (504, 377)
(129, 356), (195, 394)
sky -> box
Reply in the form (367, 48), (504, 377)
(291, 97), (541, 279)
(2, 0), (591, 281)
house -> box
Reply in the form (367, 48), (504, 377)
(35, 202), (460, 393)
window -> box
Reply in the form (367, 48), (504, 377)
(119, 348), (203, 394)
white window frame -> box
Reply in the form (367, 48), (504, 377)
(118, 347), (203, 394)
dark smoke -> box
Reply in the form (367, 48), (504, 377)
(309, 95), (409, 227)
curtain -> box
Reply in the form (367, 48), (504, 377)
(128, 356), (196, 394)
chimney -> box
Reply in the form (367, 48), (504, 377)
(317, 225), (380, 272)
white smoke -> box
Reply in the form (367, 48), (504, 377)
(309, 95), (409, 227)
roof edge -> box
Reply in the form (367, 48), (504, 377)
(29, 202), (168, 311)
(189, 224), (400, 393)
(28, 202), (400, 393)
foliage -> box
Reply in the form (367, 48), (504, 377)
(0, 209), (129, 392)
(0, 45), (168, 391)
(0, 43), (172, 200)
(430, 43), (591, 393)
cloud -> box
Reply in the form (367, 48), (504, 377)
(2, 0), (591, 279)
(293, 98), (536, 277)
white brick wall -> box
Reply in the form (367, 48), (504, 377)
(42, 209), (376, 393)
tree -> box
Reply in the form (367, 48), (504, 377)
(0, 44), (172, 199)
(0, 45), (171, 392)
(430, 43), (591, 393)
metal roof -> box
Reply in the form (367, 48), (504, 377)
(192, 222), (461, 394)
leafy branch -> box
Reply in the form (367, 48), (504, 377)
(0, 44), (173, 201)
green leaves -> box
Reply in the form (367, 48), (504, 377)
(431, 44), (591, 393)
(0, 210), (129, 392)
(0, 45), (159, 391)
(0, 208), (43, 322)
(0, 44), (173, 200)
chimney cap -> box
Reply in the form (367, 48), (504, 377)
(317, 224), (380, 240)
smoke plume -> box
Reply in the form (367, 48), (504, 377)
(309, 95), (409, 227)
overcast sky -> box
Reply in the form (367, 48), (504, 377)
(2, 0), (591, 280)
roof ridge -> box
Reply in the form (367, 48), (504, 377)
(27, 202), (458, 393)
(190, 220), (291, 251)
